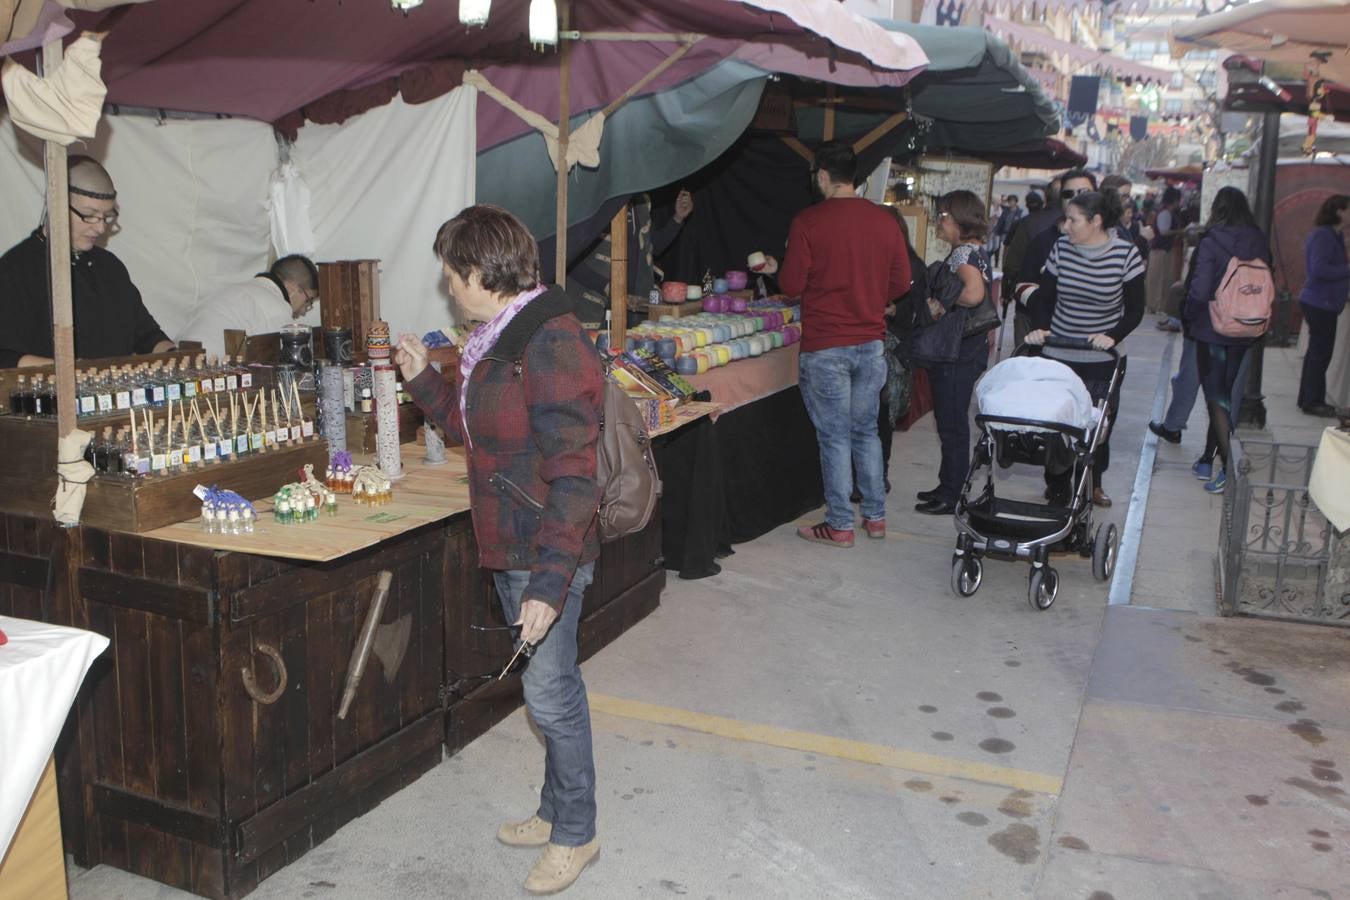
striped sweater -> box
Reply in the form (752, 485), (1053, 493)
(1031, 234), (1146, 369)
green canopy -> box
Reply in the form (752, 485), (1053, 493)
(794, 23), (1061, 152)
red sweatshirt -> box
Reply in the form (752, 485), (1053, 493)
(778, 197), (912, 353)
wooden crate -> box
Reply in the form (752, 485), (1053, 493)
(317, 262), (380, 364)
(0, 417), (328, 533)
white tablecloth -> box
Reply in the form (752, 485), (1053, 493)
(1310, 428), (1350, 534)
(0, 616), (108, 859)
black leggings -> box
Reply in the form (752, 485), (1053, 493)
(1196, 341), (1250, 473)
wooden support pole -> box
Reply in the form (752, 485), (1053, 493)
(780, 135), (814, 164)
(554, 1), (573, 287)
(42, 40), (76, 438)
(852, 111), (910, 155)
(609, 203), (629, 350)
(823, 85), (837, 142)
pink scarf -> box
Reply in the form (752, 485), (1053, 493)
(458, 284), (548, 446)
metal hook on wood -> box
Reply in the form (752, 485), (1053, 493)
(241, 642), (287, 705)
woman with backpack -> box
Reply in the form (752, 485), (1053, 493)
(1180, 187), (1272, 493)
(397, 205), (605, 895)
(1297, 194), (1350, 417)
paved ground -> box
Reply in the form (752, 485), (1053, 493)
(70, 327), (1350, 899)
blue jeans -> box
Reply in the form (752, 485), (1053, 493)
(927, 337), (988, 502)
(492, 561), (596, 847)
(1163, 337), (1252, 433)
(799, 341), (887, 531)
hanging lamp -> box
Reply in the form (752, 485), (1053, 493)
(529, 0), (558, 48)
(459, 0), (491, 27)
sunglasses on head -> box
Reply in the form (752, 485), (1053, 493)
(1061, 188), (1092, 200)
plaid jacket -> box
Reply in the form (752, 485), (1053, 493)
(407, 288), (603, 611)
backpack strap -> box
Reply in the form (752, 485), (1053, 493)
(491, 286), (578, 364)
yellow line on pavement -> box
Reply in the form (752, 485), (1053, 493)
(588, 692), (1063, 796)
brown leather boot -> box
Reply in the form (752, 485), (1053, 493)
(497, 814), (552, 848)
(523, 838), (600, 895)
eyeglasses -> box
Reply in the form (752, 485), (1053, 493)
(70, 206), (119, 226)
(1061, 188), (1089, 201)
(469, 623), (537, 680)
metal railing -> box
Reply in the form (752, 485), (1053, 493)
(1219, 439), (1347, 625)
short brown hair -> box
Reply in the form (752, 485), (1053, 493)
(433, 204), (540, 296)
(937, 190), (988, 241)
(1314, 194), (1350, 228)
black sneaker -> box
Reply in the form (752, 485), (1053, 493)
(1148, 421), (1182, 444)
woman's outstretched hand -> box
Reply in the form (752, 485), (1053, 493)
(395, 333), (429, 382)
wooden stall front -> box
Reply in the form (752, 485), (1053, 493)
(0, 439), (676, 899)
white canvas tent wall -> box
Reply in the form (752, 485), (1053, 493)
(0, 86), (477, 342)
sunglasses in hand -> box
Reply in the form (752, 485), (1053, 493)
(471, 623), (537, 680)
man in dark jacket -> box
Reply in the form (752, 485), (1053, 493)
(0, 156), (175, 368)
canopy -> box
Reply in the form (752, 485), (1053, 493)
(42, 0), (926, 150)
(1144, 164), (1204, 185)
(987, 14), (1174, 85)
(1170, 0), (1350, 87)
(787, 23), (1059, 153)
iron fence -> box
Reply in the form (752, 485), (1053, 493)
(1219, 439), (1348, 625)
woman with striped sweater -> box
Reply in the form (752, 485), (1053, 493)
(1014, 189), (1146, 507)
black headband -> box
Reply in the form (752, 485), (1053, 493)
(70, 184), (117, 201)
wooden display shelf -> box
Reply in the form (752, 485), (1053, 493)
(0, 415), (327, 533)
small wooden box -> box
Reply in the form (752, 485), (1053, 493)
(318, 261), (381, 364)
(648, 300), (706, 320)
(0, 416), (328, 533)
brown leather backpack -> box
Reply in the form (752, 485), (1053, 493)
(596, 366), (662, 542)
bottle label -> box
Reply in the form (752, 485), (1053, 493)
(265, 429), (278, 446)
(241, 372), (253, 389)
(135, 456), (151, 475)
(202, 442), (216, 461)
(183, 381), (197, 398)
(301, 420), (314, 438)
(169, 449), (184, 468)
(218, 439), (233, 458)
(214, 377), (226, 393)
(187, 445), (202, 464)
(226, 375), (239, 391)
(79, 396), (95, 414)
(152, 386), (166, 404)
(167, 384), (182, 401)
(115, 391), (131, 410)
(236, 434), (250, 454)
(249, 433), (264, 451)
(292, 424), (304, 442)
(151, 453), (166, 472)
(132, 388), (147, 407)
(97, 393), (114, 412)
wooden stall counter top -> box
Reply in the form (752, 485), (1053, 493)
(142, 401), (720, 562)
(143, 443), (471, 562)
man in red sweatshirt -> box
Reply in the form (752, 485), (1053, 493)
(762, 142), (912, 547)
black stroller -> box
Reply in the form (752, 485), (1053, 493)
(949, 336), (1123, 610)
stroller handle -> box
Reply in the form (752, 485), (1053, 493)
(1020, 334), (1121, 360)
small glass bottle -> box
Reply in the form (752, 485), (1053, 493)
(359, 387), (373, 413)
(10, 375), (28, 415)
(201, 501), (215, 533)
(325, 491), (338, 516)
(241, 506), (256, 534)
(76, 371), (95, 417)
(30, 374), (46, 416)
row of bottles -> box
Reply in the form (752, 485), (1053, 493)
(83, 414), (310, 479)
(9, 355), (255, 420)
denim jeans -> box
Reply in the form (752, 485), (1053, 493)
(1163, 337), (1252, 433)
(799, 341), (887, 530)
(492, 561), (596, 847)
(927, 336), (988, 503)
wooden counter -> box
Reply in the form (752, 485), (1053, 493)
(0, 437), (673, 898)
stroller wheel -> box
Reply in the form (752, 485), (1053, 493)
(1028, 567), (1058, 611)
(951, 555), (983, 597)
(1093, 523), (1119, 582)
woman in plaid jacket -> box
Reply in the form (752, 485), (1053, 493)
(397, 205), (604, 895)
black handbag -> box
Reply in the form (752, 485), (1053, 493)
(911, 305), (966, 365)
(960, 247), (999, 337)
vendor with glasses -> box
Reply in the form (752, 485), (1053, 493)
(0, 156), (175, 368)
